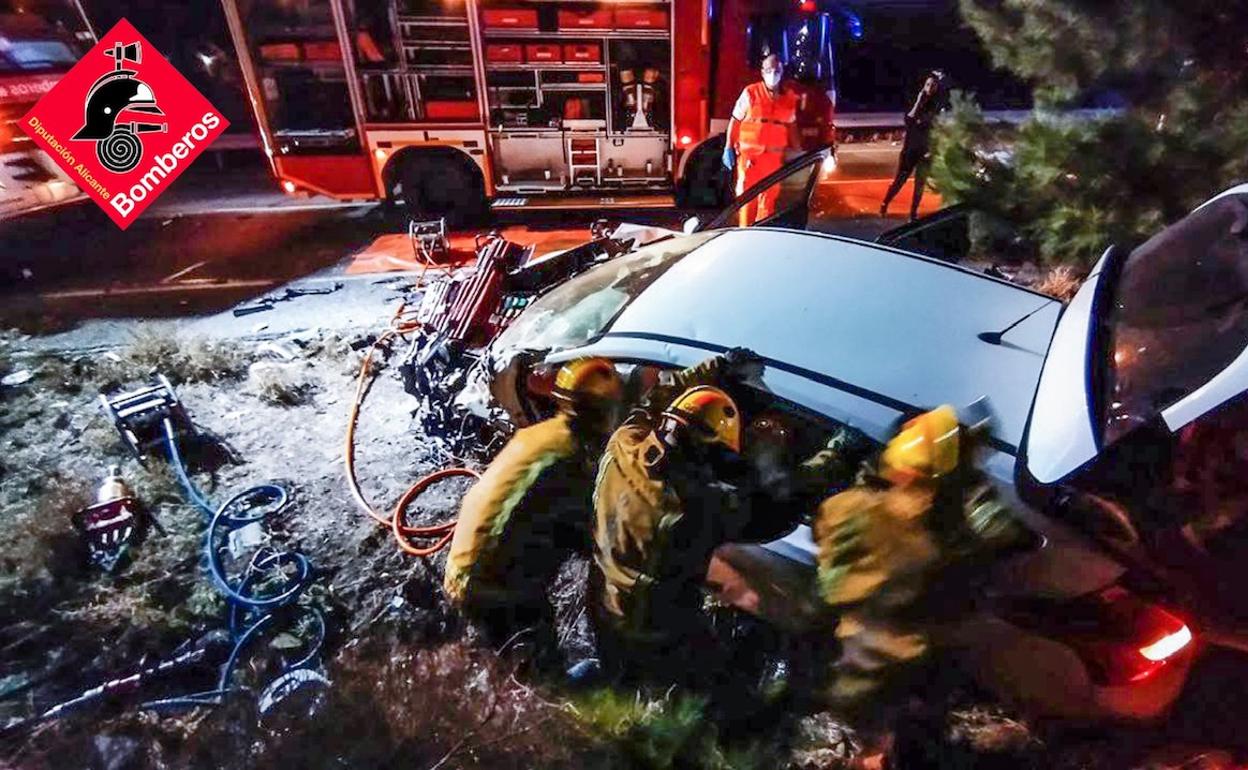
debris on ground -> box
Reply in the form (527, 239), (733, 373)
(232, 283), (344, 318)
(2, 369), (34, 387)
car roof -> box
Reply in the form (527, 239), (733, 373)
(556, 228), (1063, 453)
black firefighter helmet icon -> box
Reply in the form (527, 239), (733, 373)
(72, 41), (167, 174)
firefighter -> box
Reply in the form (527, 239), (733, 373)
(444, 357), (623, 665)
(590, 354), (866, 688)
(590, 383), (751, 686)
(812, 405), (1035, 763)
(723, 52), (800, 227)
(880, 70), (948, 221)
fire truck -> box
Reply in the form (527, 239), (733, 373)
(220, 0), (849, 222)
(0, 0), (96, 220)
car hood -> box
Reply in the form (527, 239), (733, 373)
(559, 228), (1063, 452)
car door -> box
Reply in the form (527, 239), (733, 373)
(700, 146), (834, 232)
(875, 204), (973, 263)
(1020, 185), (1248, 624)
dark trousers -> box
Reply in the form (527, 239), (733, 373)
(882, 138), (931, 219)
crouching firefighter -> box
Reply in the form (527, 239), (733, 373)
(445, 357), (623, 667)
(591, 384), (752, 687)
(811, 405), (1037, 762)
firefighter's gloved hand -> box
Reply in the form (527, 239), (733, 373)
(723, 145), (737, 171)
(723, 347), (765, 384)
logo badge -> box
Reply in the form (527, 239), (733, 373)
(21, 20), (229, 229)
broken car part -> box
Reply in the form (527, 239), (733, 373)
(343, 302), (481, 557)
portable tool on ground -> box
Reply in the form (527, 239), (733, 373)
(100, 375), (194, 463)
(0, 631), (233, 738)
(232, 283), (345, 317)
(71, 467), (155, 572)
(409, 217), (449, 265)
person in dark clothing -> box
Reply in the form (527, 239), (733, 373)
(881, 70), (948, 221)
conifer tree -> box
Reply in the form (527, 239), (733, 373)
(930, 0), (1248, 266)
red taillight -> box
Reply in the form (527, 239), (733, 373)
(1062, 587), (1194, 686)
(1139, 624), (1193, 662)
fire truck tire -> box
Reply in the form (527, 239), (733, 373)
(393, 151), (487, 229)
(675, 135), (732, 210)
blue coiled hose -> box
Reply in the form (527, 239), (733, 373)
(147, 417), (324, 711)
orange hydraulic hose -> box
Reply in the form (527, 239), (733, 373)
(344, 302), (481, 556)
(391, 467), (481, 556)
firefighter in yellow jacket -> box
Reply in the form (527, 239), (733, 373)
(591, 384), (755, 685)
(812, 405), (1034, 726)
(445, 357), (623, 660)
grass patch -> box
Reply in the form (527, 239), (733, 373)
(94, 329), (247, 389)
(252, 637), (588, 769)
(0, 476), (93, 621)
(568, 688), (778, 770)
(1035, 265), (1084, 302)
(248, 363), (316, 407)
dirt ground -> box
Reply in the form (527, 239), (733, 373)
(0, 316), (1243, 770)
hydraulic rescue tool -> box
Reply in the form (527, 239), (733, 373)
(19, 378), (334, 733)
(71, 467), (157, 572)
(409, 217), (450, 265)
(99, 375), (193, 463)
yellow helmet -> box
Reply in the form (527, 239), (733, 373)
(660, 386), (742, 453)
(551, 357), (622, 409)
(880, 405), (960, 483)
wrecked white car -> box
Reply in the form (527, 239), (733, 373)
(473, 183), (1248, 723)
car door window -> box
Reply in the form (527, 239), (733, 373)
(876, 209), (972, 263)
(705, 149), (831, 231)
(1102, 194), (1248, 444)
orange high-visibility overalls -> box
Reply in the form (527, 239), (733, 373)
(729, 82), (798, 226)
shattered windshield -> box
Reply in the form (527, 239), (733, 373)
(491, 232), (719, 358)
(1102, 194), (1248, 444)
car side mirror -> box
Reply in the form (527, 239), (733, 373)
(682, 216), (701, 234)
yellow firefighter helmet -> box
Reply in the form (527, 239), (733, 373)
(881, 405), (960, 483)
(660, 386), (742, 453)
(551, 357), (622, 409)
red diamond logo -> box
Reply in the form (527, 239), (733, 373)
(21, 19), (229, 229)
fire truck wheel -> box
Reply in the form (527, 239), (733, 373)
(394, 151), (487, 229)
(676, 135), (732, 210)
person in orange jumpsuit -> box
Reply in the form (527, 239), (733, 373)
(723, 52), (800, 227)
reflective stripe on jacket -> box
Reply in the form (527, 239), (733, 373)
(444, 413), (578, 604)
(736, 81), (798, 158)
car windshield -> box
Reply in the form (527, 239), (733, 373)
(1101, 193), (1248, 444)
(491, 232), (719, 358)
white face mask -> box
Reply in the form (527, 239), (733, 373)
(763, 69), (782, 89)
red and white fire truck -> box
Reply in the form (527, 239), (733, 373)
(0, 0), (96, 220)
(219, 0), (844, 221)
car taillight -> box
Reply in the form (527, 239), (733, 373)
(1139, 624), (1193, 662)
(1069, 586), (1194, 686)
